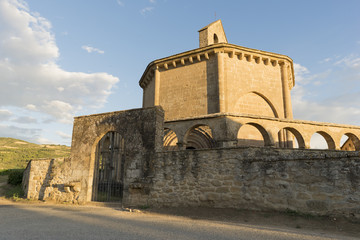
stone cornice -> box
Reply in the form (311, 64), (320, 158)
(139, 43), (295, 89)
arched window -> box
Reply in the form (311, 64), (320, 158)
(237, 123), (272, 147)
(310, 131), (335, 150)
(185, 125), (216, 149)
(277, 127), (305, 149)
(213, 34), (219, 44)
(340, 133), (360, 151)
(163, 128), (178, 151)
(238, 124), (264, 147)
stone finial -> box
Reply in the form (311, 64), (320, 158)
(198, 19), (228, 48)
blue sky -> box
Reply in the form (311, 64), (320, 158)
(0, 0), (359, 146)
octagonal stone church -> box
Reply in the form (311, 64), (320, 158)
(22, 21), (360, 219)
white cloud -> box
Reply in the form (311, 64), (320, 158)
(13, 116), (37, 124)
(42, 100), (75, 124)
(319, 57), (332, 64)
(140, 6), (154, 15)
(0, 124), (41, 143)
(56, 131), (71, 139)
(25, 104), (37, 110)
(292, 61), (360, 148)
(34, 137), (54, 144)
(0, 109), (12, 121)
(334, 54), (360, 68)
(149, 0), (156, 3)
(82, 45), (105, 54)
(293, 63), (309, 83)
(116, 0), (124, 6)
(292, 62), (360, 125)
(0, 0), (118, 125)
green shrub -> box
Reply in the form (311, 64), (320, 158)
(0, 169), (11, 176)
(7, 169), (24, 185)
(5, 185), (24, 199)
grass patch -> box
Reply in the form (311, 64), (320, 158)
(7, 169), (24, 185)
(0, 174), (7, 183)
(0, 169), (13, 176)
(4, 184), (24, 200)
(0, 137), (70, 170)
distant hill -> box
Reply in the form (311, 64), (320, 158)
(0, 138), (71, 170)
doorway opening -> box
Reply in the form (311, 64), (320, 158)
(92, 131), (124, 202)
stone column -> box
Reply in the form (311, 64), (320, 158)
(217, 52), (226, 113)
(280, 61), (293, 119)
(280, 61), (294, 148)
(154, 66), (160, 106)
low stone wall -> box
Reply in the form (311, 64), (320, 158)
(23, 147), (360, 219)
(23, 159), (53, 200)
(22, 158), (83, 203)
(145, 147), (360, 219)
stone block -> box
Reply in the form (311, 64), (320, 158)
(306, 200), (329, 212)
(205, 193), (220, 201)
(215, 187), (229, 193)
(312, 193), (328, 201)
(296, 192), (311, 200)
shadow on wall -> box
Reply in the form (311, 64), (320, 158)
(38, 159), (54, 200)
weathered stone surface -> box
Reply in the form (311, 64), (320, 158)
(23, 107), (164, 204)
(145, 147), (360, 219)
(21, 21), (360, 221)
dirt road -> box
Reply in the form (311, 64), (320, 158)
(0, 199), (358, 240)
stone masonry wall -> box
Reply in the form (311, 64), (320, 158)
(22, 158), (82, 202)
(145, 147), (360, 219)
(158, 57), (218, 120)
(225, 55), (285, 118)
(22, 107), (360, 219)
(23, 107), (164, 204)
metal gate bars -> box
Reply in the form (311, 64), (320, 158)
(92, 131), (124, 202)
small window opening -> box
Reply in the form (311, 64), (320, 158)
(213, 34), (218, 44)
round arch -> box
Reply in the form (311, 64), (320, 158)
(91, 131), (124, 202)
(184, 124), (216, 149)
(234, 91), (279, 118)
(251, 91), (279, 118)
(340, 133), (360, 151)
(278, 127), (305, 149)
(163, 128), (179, 151)
(310, 131), (336, 150)
(237, 122), (273, 147)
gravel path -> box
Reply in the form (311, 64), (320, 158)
(0, 199), (358, 240)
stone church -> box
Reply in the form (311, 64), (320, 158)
(23, 20), (360, 219)
(142, 20), (295, 150)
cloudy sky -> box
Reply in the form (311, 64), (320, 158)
(0, 0), (359, 146)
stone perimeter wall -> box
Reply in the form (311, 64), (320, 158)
(22, 141), (360, 219)
(22, 107), (360, 219)
(144, 147), (360, 219)
(22, 158), (82, 202)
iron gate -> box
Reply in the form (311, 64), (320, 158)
(92, 132), (124, 202)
